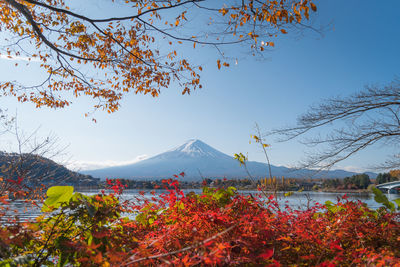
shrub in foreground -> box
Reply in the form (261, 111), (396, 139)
(0, 177), (399, 266)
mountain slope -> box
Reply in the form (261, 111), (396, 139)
(0, 151), (99, 186)
(83, 139), (375, 180)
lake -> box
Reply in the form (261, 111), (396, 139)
(2, 190), (399, 222)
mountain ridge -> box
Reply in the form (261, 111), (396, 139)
(0, 151), (100, 186)
(82, 139), (377, 180)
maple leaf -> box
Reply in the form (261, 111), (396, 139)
(259, 248), (274, 260)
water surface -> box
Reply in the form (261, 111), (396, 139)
(2, 190), (399, 222)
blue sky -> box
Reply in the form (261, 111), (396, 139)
(1, 0), (399, 172)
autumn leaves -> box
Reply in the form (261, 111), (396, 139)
(0, 0), (316, 115)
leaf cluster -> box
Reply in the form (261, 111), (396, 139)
(0, 0), (317, 115)
(1, 178), (399, 266)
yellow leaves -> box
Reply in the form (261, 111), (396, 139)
(217, 60), (221, 70)
(250, 135), (270, 148)
(251, 135), (260, 143)
(284, 191), (294, 197)
(234, 153), (248, 166)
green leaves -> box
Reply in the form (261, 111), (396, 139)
(202, 186), (237, 207)
(371, 187), (396, 211)
(394, 198), (400, 209)
(42, 186), (74, 212)
(324, 200), (342, 213)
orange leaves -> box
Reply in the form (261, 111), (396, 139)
(217, 60), (230, 70)
(0, 1), (173, 112)
(259, 40), (274, 52)
(311, 2), (317, 12)
(220, 8), (229, 16)
(174, 11), (187, 27)
(68, 21), (86, 34)
(0, 0), (204, 114)
(389, 169), (400, 178)
(0, 195), (9, 205)
(218, 0), (317, 53)
(0, 0), (317, 115)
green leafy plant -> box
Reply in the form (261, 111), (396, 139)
(371, 186), (400, 211)
(41, 186), (74, 212)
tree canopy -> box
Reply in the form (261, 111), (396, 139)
(376, 172), (399, 185)
(0, 0), (316, 115)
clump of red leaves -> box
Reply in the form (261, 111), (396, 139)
(0, 174), (399, 266)
(105, 178), (127, 195)
(98, 177), (399, 266)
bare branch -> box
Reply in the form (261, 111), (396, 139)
(23, 0), (204, 23)
(270, 79), (400, 170)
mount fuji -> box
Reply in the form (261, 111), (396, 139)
(83, 139), (375, 180)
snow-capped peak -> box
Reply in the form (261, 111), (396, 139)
(165, 139), (228, 158)
(178, 139), (204, 153)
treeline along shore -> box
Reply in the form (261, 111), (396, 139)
(90, 172), (399, 193)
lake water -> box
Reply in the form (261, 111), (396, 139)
(2, 190), (399, 222)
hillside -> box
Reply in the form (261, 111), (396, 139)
(0, 151), (99, 186)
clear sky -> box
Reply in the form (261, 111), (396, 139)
(0, 0), (399, 173)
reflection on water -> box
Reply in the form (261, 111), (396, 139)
(1, 199), (41, 223)
(2, 190), (399, 222)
